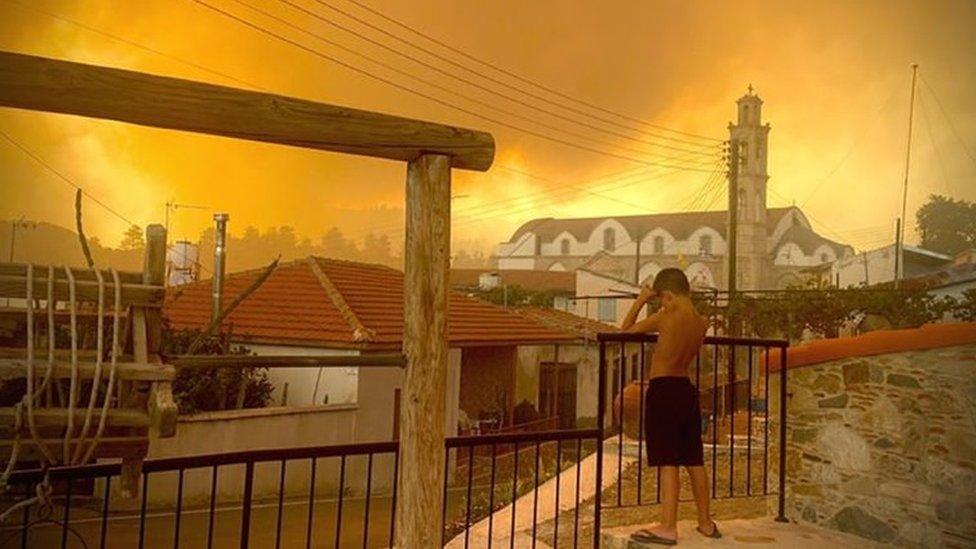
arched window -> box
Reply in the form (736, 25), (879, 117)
(653, 235), (664, 254)
(737, 189), (747, 218)
(560, 239), (570, 255)
(699, 235), (713, 256)
(603, 228), (615, 251)
(754, 191), (763, 222)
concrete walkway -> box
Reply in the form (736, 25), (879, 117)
(602, 519), (883, 548)
(445, 438), (633, 548)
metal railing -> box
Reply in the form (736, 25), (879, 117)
(595, 332), (789, 531)
(2, 429), (602, 548)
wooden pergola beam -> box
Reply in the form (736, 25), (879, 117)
(0, 51), (495, 171)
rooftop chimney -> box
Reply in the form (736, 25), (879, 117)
(212, 213), (229, 321)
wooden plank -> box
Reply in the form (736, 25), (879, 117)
(0, 408), (151, 428)
(0, 51), (495, 171)
(0, 263), (143, 284)
(396, 153), (451, 548)
(149, 381), (177, 438)
(172, 353), (406, 369)
(0, 275), (163, 305)
(0, 359), (175, 382)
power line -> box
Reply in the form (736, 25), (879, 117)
(920, 75), (976, 174)
(5, 0), (265, 91)
(227, 0), (717, 167)
(310, 0), (721, 145)
(189, 0), (717, 171)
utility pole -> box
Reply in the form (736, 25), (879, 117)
(726, 139), (740, 300)
(896, 64), (919, 288)
(634, 228), (643, 285)
(726, 139), (741, 336)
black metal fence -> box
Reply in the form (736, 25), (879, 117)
(2, 429), (601, 548)
(594, 332), (788, 531)
(2, 333), (787, 548)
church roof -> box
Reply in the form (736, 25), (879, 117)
(508, 207), (795, 244)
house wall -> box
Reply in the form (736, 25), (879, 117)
(771, 343), (976, 547)
(574, 270), (637, 327)
(134, 404), (362, 508)
(244, 343), (359, 406)
(516, 343), (602, 427)
(459, 346), (516, 425)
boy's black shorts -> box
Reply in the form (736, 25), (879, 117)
(643, 376), (704, 466)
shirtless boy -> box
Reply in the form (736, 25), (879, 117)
(620, 268), (720, 545)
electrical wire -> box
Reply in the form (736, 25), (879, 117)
(188, 0), (718, 170)
(287, 0), (722, 153)
(337, 0), (722, 144)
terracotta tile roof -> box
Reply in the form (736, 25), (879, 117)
(450, 269), (575, 293)
(165, 256), (577, 349)
(512, 306), (619, 339)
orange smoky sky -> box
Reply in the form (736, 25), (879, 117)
(0, 0), (974, 254)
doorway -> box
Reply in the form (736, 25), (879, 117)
(539, 361), (577, 429)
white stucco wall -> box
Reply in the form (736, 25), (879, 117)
(245, 344), (359, 406)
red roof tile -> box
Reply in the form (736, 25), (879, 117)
(165, 257), (577, 349)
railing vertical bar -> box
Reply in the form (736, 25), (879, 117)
(60, 478), (73, 549)
(509, 441), (520, 549)
(553, 439), (561, 549)
(616, 341), (624, 507)
(335, 455), (346, 549)
(574, 437), (582, 549)
(776, 346), (789, 522)
(276, 460), (287, 549)
(19, 483), (30, 549)
(305, 458), (317, 549)
(637, 342), (645, 506)
(488, 443), (497, 549)
(712, 342), (718, 499)
(99, 476), (111, 549)
(207, 465), (218, 549)
(389, 448), (398, 547)
(593, 341), (606, 548)
(362, 453), (373, 549)
(441, 448), (450, 546)
(729, 345), (736, 497)
(174, 468), (185, 549)
(763, 348), (770, 495)
(464, 444), (475, 549)
(747, 345), (754, 496)
(532, 440), (541, 548)
(137, 474), (147, 549)
(240, 461), (254, 549)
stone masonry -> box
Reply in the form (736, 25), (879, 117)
(777, 343), (976, 547)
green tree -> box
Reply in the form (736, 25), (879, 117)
(916, 194), (976, 255)
(119, 224), (144, 251)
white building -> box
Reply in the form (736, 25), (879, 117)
(832, 243), (951, 288)
(495, 89), (854, 291)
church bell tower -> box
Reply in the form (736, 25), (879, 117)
(726, 86), (771, 290)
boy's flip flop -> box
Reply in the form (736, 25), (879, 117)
(630, 529), (678, 545)
(697, 521), (722, 539)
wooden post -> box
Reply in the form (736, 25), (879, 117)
(396, 154), (450, 548)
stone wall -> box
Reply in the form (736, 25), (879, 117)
(782, 343), (976, 547)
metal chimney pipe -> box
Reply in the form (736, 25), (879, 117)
(212, 213), (229, 321)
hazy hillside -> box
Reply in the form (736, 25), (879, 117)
(0, 219), (143, 271)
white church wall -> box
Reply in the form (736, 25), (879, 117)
(539, 230), (579, 256)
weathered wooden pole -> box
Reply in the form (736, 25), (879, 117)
(397, 154), (451, 548)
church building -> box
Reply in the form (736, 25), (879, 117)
(494, 89), (854, 291)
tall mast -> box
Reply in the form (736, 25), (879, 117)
(896, 63), (919, 286)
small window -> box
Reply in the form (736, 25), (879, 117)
(603, 228), (616, 251)
(820, 253), (829, 263)
(653, 236), (664, 254)
(597, 298), (616, 322)
(560, 239), (570, 255)
(700, 235), (713, 256)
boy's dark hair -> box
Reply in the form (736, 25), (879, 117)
(652, 268), (691, 295)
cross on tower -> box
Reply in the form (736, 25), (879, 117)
(747, 84), (754, 94)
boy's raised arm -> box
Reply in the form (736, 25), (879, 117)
(621, 284), (656, 332)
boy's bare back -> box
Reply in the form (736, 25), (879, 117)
(648, 303), (707, 379)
